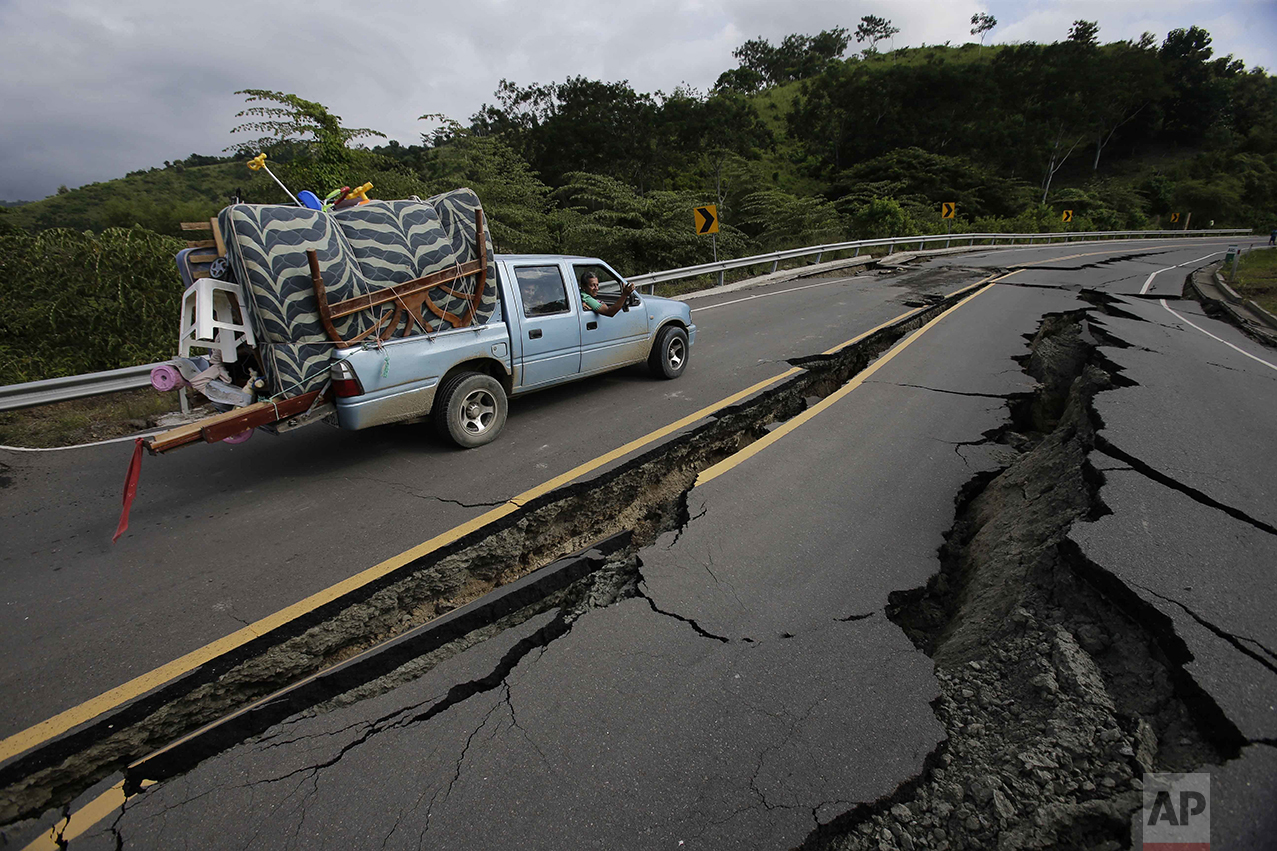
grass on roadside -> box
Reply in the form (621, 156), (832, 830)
(0, 389), (182, 449)
(1229, 246), (1277, 317)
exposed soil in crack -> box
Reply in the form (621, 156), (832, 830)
(0, 283), (991, 828)
(807, 307), (1246, 851)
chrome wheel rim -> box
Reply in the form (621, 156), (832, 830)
(666, 338), (685, 371)
(460, 389), (497, 434)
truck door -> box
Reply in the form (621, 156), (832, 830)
(573, 262), (650, 374)
(509, 263), (582, 388)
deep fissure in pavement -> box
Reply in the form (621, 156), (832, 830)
(0, 284), (988, 828)
(807, 307), (1247, 851)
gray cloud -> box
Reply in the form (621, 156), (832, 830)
(0, 0), (1270, 201)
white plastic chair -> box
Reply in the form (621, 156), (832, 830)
(178, 278), (255, 362)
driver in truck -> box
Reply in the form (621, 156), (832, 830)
(579, 272), (635, 317)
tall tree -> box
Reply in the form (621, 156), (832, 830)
(1067, 20), (1100, 47)
(855, 16), (899, 55)
(1158, 27), (1226, 143)
(660, 89), (773, 212)
(970, 13), (997, 49)
(229, 90), (385, 189)
(1089, 42), (1164, 171)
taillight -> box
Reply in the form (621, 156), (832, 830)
(331, 360), (364, 398)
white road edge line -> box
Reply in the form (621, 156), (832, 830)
(690, 277), (865, 312)
(1159, 299), (1277, 372)
(1139, 252), (1222, 295)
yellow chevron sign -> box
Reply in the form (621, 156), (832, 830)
(941, 202), (956, 219)
(1170, 212), (1181, 223)
(694, 205), (719, 235)
(1062, 210), (1073, 223)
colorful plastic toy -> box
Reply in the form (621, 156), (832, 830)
(246, 153), (299, 206)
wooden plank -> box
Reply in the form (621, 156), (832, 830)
(328, 260), (484, 318)
(146, 401), (275, 453)
(188, 253), (218, 263)
(186, 239), (216, 249)
(192, 270), (210, 280)
(180, 222), (212, 231)
(211, 218), (227, 257)
(201, 391), (326, 443)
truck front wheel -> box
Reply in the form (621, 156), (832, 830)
(649, 325), (689, 379)
(434, 372), (508, 448)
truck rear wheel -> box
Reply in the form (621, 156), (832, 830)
(648, 325), (689, 379)
(434, 372), (507, 448)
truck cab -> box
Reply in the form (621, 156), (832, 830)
(330, 254), (695, 447)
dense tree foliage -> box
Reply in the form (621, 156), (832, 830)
(4, 21), (1276, 382)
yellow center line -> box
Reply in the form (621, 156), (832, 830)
(3, 292), (980, 766)
(0, 272), (1004, 769)
(696, 281), (999, 487)
(21, 780), (154, 851)
(11, 275), (1006, 844)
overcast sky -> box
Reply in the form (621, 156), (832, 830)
(1, 0), (1273, 202)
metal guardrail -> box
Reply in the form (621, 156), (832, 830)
(0, 363), (158, 413)
(627, 228), (1252, 289)
(0, 227), (1254, 412)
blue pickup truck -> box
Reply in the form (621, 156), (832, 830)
(331, 253), (696, 447)
(150, 192), (694, 453)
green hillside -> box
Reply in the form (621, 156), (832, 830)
(5, 157), (256, 237)
(3, 21), (1275, 384)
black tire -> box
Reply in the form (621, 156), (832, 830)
(433, 372), (507, 448)
(648, 325), (689, 379)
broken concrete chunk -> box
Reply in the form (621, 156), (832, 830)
(992, 787), (1017, 820)
(1017, 750), (1060, 770)
(1050, 626), (1115, 709)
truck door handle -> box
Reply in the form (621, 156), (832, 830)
(586, 321), (598, 330)
(529, 329), (542, 339)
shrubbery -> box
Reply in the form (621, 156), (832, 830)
(0, 227), (184, 384)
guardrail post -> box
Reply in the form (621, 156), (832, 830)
(854, 247), (860, 257)
(889, 241), (895, 255)
(771, 260), (779, 274)
(815, 252), (823, 263)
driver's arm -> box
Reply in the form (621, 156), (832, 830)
(584, 283), (635, 317)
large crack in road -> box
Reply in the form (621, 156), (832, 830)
(1, 278), (989, 827)
(808, 302), (1265, 851)
(8, 272), (1271, 849)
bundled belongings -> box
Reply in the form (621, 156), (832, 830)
(219, 188), (498, 398)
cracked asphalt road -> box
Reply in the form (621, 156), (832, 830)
(0, 265), (986, 736)
(7, 238), (1277, 849)
(1064, 296), (1277, 744)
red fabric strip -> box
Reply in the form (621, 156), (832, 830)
(112, 438), (144, 543)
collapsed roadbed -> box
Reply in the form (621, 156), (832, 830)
(2, 277), (989, 826)
(7, 276), (1273, 851)
(809, 300), (1266, 851)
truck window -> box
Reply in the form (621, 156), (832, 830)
(573, 263), (624, 298)
(514, 266), (570, 317)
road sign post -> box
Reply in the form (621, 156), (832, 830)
(941, 202), (955, 246)
(694, 205), (722, 286)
